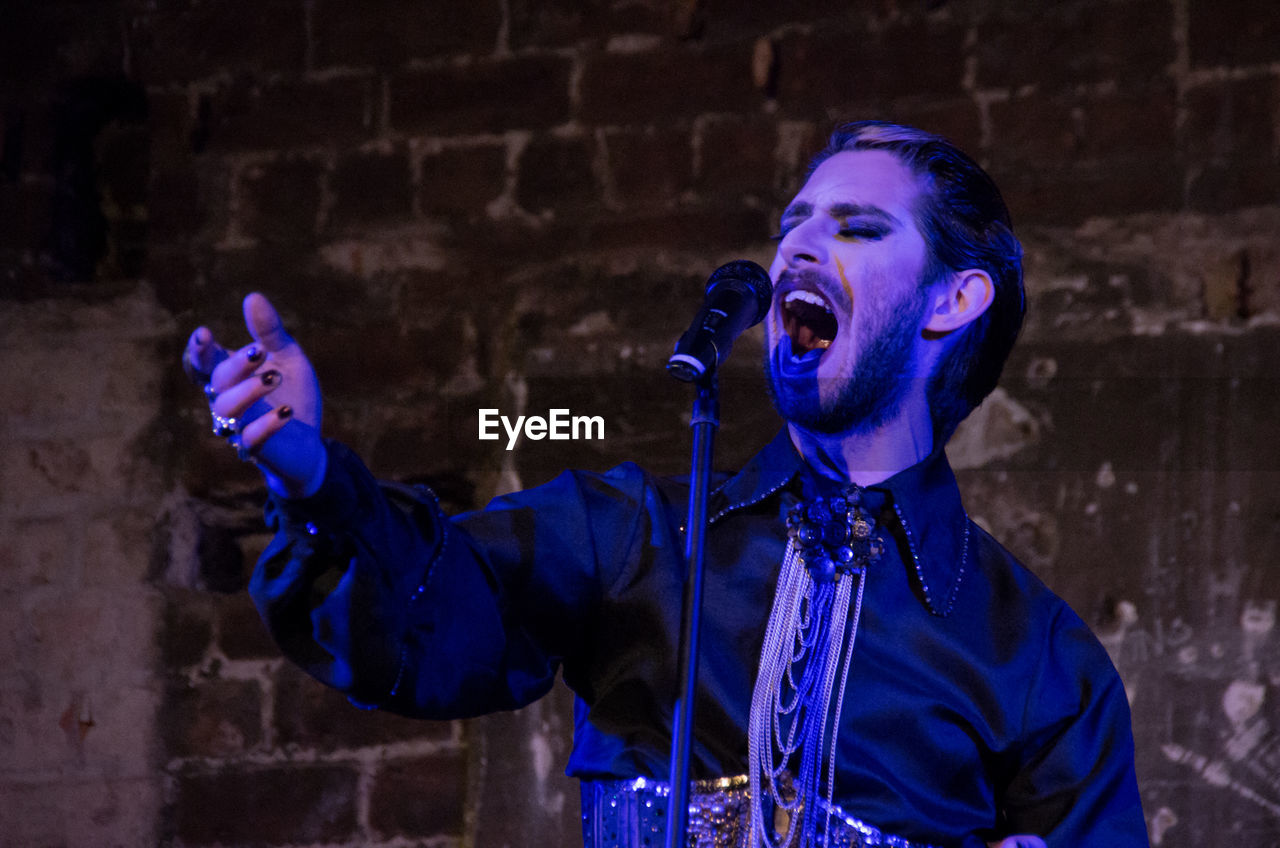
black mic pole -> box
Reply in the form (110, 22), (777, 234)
(661, 259), (770, 848)
(664, 368), (718, 848)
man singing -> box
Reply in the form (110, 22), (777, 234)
(185, 122), (1148, 847)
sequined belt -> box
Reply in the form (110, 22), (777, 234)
(580, 775), (941, 848)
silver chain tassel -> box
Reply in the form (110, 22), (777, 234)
(748, 537), (869, 848)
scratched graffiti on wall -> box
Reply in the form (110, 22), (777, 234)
(1101, 598), (1280, 844)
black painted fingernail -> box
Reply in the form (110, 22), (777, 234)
(247, 346), (263, 362)
(277, 405), (293, 419)
(261, 370), (281, 387)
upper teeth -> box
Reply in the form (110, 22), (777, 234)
(785, 290), (832, 313)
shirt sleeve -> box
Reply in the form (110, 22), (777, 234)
(248, 439), (650, 718)
(1001, 603), (1150, 847)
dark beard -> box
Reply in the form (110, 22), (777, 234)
(764, 286), (925, 435)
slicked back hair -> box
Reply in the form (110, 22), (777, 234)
(807, 121), (1026, 442)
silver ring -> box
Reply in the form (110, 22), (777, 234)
(211, 412), (239, 437)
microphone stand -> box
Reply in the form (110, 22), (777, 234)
(664, 370), (719, 848)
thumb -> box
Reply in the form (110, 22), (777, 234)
(243, 292), (293, 353)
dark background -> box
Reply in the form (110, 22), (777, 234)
(1, 1), (1278, 846)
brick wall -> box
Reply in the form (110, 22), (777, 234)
(2, 1), (1278, 846)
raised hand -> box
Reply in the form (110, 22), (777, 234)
(183, 293), (327, 498)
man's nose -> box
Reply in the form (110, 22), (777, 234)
(777, 219), (827, 267)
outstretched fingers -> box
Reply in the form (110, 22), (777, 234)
(185, 294), (326, 495)
(243, 292), (293, 353)
(183, 326), (228, 386)
(211, 367), (283, 423)
(237, 404), (295, 458)
(209, 342), (267, 395)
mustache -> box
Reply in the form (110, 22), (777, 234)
(775, 268), (847, 312)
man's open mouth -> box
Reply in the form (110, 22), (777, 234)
(782, 289), (838, 357)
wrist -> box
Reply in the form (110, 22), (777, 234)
(266, 445), (328, 499)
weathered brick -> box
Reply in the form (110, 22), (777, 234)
(469, 687), (582, 847)
(695, 116), (777, 199)
(196, 519), (251, 593)
(328, 145), (414, 230)
(509, 0), (686, 48)
(10, 593), (160, 775)
(34, 4), (128, 82)
(495, 261), (704, 347)
(605, 124), (693, 208)
(309, 322), (457, 403)
(975, 0), (1174, 91)
(988, 84), (1182, 221)
(1184, 76), (1280, 211)
(1078, 84), (1178, 161)
(0, 603), (31, 686)
(1, 516), (78, 590)
(0, 4), (60, 97)
(201, 74), (378, 152)
(1188, 161), (1280, 213)
(696, 0), (874, 40)
(516, 133), (599, 215)
(236, 155), (324, 242)
(129, 0), (307, 84)
(208, 241), (381, 324)
(150, 165), (211, 246)
(389, 55), (572, 135)
(160, 591), (215, 668)
(143, 246), (201, 314)
(579, 41), (764, 126)
(887, 98), (984, 158)
(161, 678), (263, 758)
(1188, 0), (1280, 67)
(369, 752), (467, 839)
(28, 589), (159, 675)
(991, 160), (1183, 225)
(215, 591), (279, 660)
(1184, 76), (1280, 162)
(0, 775), (160, 848)
(83, 509), (155, 587)
(0, 180), (54, 253)
(274, 662), (454, 749)
(0, 342), (103, 430)
(145, 89), (196, 168)
(774, 19), (966, 117)
(370, 421), (491, 493)
(579, 204), (773, 252)
(989, 93), (1082, 163)
(0, 439), (96, 506)
(418, 143), (508, 217)
(173, 763), (358, 844)
(312, 0), (502, 67)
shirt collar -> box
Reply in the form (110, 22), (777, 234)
(709, 430), (970, 617)
(707, 429), (801, 525)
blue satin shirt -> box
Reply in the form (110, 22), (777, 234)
(251, 431), (1148, 847)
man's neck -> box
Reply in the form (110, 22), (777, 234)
(786, 403), (935, 488)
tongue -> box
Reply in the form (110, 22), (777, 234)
(785, 298), (837, 354)
(791, 324), (824, 355)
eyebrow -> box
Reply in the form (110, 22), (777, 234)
(780, 201), (902, 227)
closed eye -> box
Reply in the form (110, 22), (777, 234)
(772, 221), (802, 242)
(837, 226), (887, 240)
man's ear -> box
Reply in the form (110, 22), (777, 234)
(924, 269), (994, 335)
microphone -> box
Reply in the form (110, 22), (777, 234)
(667, 260), (773, 382)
